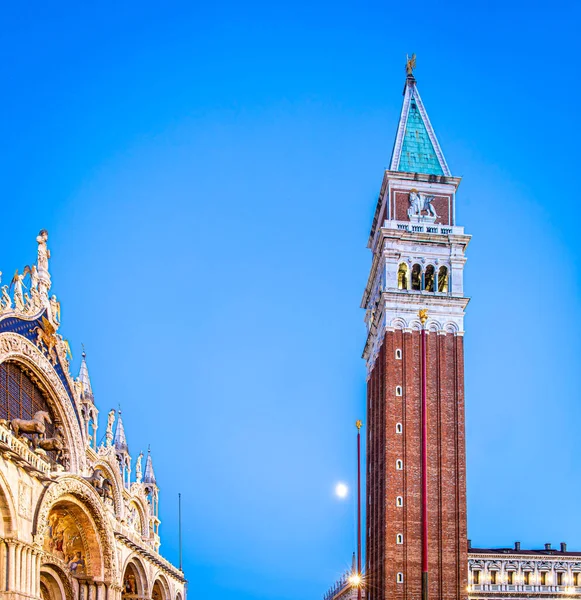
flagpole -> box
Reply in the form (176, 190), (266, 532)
(178, 493), (183, 571)
(356, 419), (362, 600)
(419, 309), (429, 600)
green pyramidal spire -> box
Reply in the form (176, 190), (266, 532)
(390, 69), (451, 177)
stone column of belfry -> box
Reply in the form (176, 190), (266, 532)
(362, 60), (470, 600)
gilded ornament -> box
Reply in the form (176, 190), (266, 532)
(406, 53), (416, 76)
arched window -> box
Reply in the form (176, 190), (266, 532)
(395, 386), (402, 396)
(396, 423), (402, 434)
(397, 263), (409, 290)
(397, 573), (404, 584)
(438, 266), (448, 293)
(411, 264), (422, 290)
(396, 459), (403, 470)
(396, 496), (403, 507)
(424, 265), (435, 291)
(395, 348), (402, 360)
(396, 533), (403, 544)
(0, 361), (58, 460)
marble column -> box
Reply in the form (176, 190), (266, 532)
(26, 548), (32, 596)
(7, 542), (15, 591)
(30, 550), (37, 598)
(0, 540), (6, 593)
(35, 553), (41, 598)
(14, 544), (21, 593)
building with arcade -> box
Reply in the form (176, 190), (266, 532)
(0, 231), (186, 600)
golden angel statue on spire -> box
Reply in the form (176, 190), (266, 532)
(406, 53), (416, 76)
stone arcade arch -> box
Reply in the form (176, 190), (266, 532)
(90, 459), (124, 517)
(34, 477), (119, 584)
(0, 470), (16, 537)
(121, 557), (149, 600)
(40, 563), (75, 600)
(0, 333), (86, 472)
(151, 574), (171, 600)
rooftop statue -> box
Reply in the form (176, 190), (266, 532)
(135, 451), (143, 483)
(106, 408), (115, 446)
(406, 53), (416, 76)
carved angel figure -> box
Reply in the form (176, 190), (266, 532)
(49, 295), (61, 325)
(24, 264), (38, 291)
(31, 316), (59, 364)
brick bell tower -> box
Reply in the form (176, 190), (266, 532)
(361, 60), (470, 600)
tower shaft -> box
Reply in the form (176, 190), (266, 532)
(362, 71), (470, 600)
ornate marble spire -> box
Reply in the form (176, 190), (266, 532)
(114, 410), (129, 455)
(143, 448), (156, 486)
(78, 349), (94, 401)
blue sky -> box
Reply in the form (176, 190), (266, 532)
(1, 0), (580, 598)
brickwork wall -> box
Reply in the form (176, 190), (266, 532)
(366, 341), (386, 598)
(366, 330), (467, 600)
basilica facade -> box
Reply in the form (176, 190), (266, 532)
(0, 232), (185, 600)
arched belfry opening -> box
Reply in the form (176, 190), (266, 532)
(397, 263), (409, 290)
(438, 265), (448, 293)
(424, 265), (435, 291)
(411, 264), (422, 291)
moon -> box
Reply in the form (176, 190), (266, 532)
(335, 482), (348, 499)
